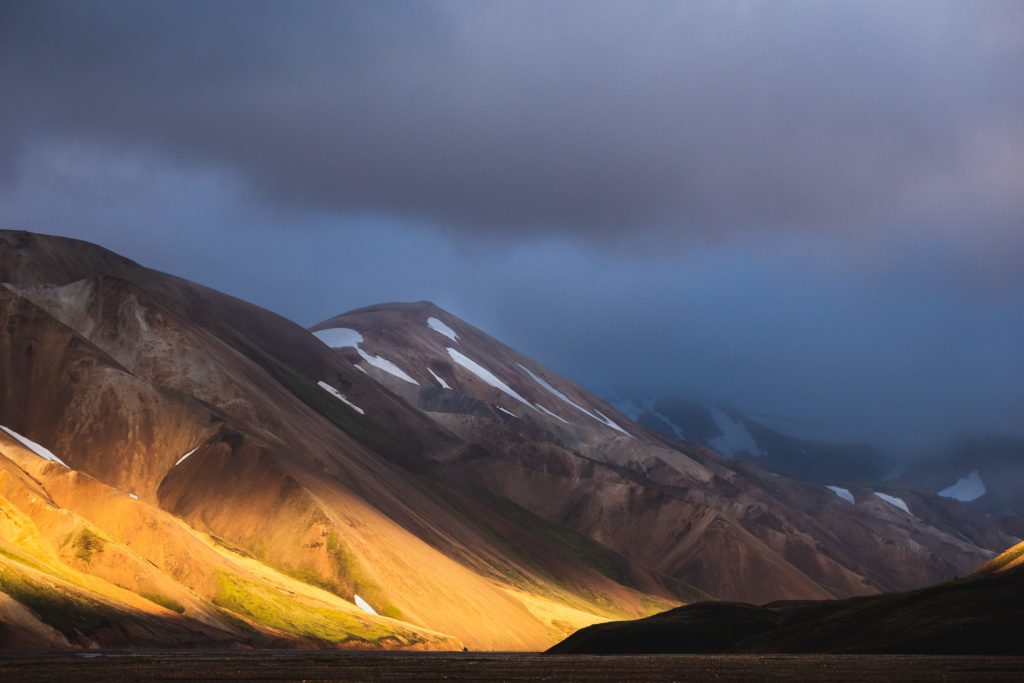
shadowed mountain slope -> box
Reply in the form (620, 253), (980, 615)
(550, 544), (1024, 655)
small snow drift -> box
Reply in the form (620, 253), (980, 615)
(175, 446), (200, 467)
(518, 363), (629, 435)
(874, 491), (912, 514)
(938, 470), (987, 502)
(314, 327), (419, 385)
(0, 425), (68, 467)
(313, 327), (364, 348)
(496, 405), (518, 418)
(318, 380), (366, 415)
(427, 316), (458, 342)
(448, 348), (532, 407)
(357, 348), (419, 384)
(707, 407), (763, 458)
(535, 402), (569, 424)
(353, 594), (378, 616)
(826, 485), (855, 504)
(428, 367), (451, 390)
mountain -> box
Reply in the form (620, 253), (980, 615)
(614, 396), (894, 483)
(0, 229), (1016, 650)
(550, 540), (1024, 655)
(897, 437), (1024, 536)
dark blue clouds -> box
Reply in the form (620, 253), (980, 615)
(1, 1), (1022, 450)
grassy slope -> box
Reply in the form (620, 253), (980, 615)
(0, 443), (462, 650)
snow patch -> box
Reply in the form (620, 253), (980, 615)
(314, 327), (418, 384)
(535, 403), (569, 424)
(826, 485), (855, 504)
(318, 381), (366, 415)
(427, 368), (451, 390)
(313, 327), (364, 348)
(594, 409), (630, 435)
(356, 348), (419, 385)
(427, 317), (458, 342)
(0, 425), (68, 467)
(518, 364), (629, 435)
(354, 364), (368, 374)
(707, 407), (763, 458)
(175, 446), (200, 467)
(938, 470), (987, 502)
(353, 594), (378, 616)
(496, 405), (518, 418)
(447, 348), (531, 407)
(873, 491), (911, 514)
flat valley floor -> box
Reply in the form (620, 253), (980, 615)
(2, 652), (1024, 682)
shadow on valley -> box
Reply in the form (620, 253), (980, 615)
(550, 563), (1024, 655)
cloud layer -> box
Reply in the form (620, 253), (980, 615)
(5, 1), (1022, 244)
(2, 1), (1022, 451)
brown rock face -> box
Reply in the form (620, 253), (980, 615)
(0, 229), (1013, 650)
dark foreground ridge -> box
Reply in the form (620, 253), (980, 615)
(550, 565), (1024, 655)
(1, 652), (1024, 683)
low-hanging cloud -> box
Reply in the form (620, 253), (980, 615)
(3, 0), (1022, 244)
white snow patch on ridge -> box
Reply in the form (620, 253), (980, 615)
(0, 425), (68, 467)
(355, 348), (419, 385)
(938, 470), (986, 502)
(873, 491), (911, 514)
(353, 594), (378, 616)
(518, 364), (629, 435)
(175, 446), (200, 467)
(496, 405), (518, 418)
(318, 381), (366, 415)
(313, 327), (419, 385)
(707, 407), (763, 458)
(447, 348), (532, 407)
(535, 403), (569, 424)
(427, 317), (458, 342)
(826, 485), (855, 504)
(313, 327), (364, 348)
(428, 368), (451, 390)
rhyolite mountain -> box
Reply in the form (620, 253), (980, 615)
(550, 538), (1024, 655)
(0, 229), (1016, 650)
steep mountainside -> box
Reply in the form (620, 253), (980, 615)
(0, 229), (1015, 649)
(551, 541), (1024, 655)
(311, 303), (1012, 602)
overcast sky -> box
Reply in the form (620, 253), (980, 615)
(2, 1), (1022, 451)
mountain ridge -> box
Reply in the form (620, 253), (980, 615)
(0, 228), (1015, 650)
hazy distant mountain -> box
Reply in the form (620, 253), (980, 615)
(613, 396), (894, 483)
(0, 229), (1015, 650)
(897, 437), (1024, 536)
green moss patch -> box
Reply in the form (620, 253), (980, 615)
(212, 570), (408, 645)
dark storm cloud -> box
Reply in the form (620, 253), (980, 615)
(2, 1), (1022, 452)
(3, 0), (1022, 242)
